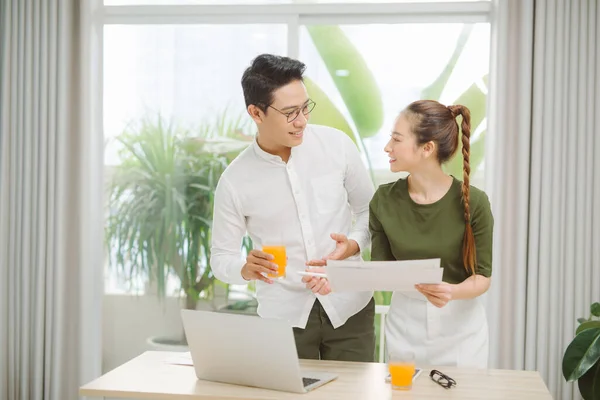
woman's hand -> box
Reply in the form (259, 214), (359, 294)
(415, 283), (454, 308)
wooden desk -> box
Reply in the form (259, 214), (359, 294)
(80, 351), (552, 400)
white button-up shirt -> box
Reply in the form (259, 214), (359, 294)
(210, 124), (374, 329)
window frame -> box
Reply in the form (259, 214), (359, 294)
(100, 2), (492, 58)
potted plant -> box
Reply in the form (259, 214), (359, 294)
(562, 301), (600, 399)
(105, 114), (253, 348)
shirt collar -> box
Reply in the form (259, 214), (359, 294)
(252, 135), (302, 165)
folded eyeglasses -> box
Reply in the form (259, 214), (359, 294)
(429, 369), (457, 389)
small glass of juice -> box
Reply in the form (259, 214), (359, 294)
(388, 350), (416, 390)
(262, 245), (286, 279)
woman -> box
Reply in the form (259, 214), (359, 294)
(370, 100), (493, 368)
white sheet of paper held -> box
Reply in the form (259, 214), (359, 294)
(326, 258), (443, 293)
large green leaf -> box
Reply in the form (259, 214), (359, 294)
(578, 321), (600, 335)
(563, 327), (600, 381)
(420, 24), (474, 101)
(453, 81), (486, 136)
(444, 130), (486, 179)
(442, 75), (487, 178)
(578, 361), (600, 400)
(304, 77), (356, 144)
(307, 25), (383, 138)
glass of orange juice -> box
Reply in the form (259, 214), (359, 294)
(262, 245), (286, 279)
(388, 351), (416, 390)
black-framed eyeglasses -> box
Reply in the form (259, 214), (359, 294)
(267, 100), (316, 123)
(429, 370), (456, 389)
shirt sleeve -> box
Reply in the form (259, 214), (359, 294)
(209, 176), (249, 285)
(342, 133), (375, 254)
(369, 190), (395, 261)
(471, 190), (494, 277)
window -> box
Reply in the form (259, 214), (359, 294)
(98, 0), (492, 372)
(300, 23), (489, 186)
(102, 4), (490, 295)
(104, 24), (286, 166)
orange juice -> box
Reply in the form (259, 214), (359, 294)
(262, 245), (286, 279)
(388, 361), (415, 389)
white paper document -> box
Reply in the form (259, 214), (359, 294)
(325, 258), (443, 293)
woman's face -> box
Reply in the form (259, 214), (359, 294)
(384, 114), (424, 173)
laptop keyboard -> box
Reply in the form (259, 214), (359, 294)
(302, 377), (321, 387)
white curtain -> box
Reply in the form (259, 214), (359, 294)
(487, 1), (600, 399)
(0, 0), (103, 399)
(486, 0), (535, 372)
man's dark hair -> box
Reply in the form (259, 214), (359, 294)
(241, 54), (306, 112)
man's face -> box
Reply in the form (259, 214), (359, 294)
(249, 79), (312, 150)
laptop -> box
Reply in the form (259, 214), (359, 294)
(180, 309), (338, 393)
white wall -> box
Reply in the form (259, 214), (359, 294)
(102, 294), (228, 373)
(102, 292), (235, 400)
(104, 295), (182, 373)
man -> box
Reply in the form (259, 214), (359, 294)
(210, 53), (375, 362)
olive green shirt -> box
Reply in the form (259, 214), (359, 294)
(369, 177), (493, 284)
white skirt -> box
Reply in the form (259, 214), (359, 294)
(385, 292), (489, 368)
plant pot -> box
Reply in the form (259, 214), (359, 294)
(146, 335), (189, 352)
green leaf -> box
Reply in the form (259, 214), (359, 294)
(452, 81), (487, 136)
(374, 291), (393, 306)
(105, 113), (247, 303)
(420, 24), (474, 101)
(563, 327), (600, 381)
(577, 361), (600, 400)
(442, 74), (487, 178)
(374, 312), (383, 361)
(361, 247), (371, 262)
(578, 321), (600, 335)
(591, 302), (600, 317)
(470, 131), (486, 172)
(579, 317), (591, 324)
(443, 130), (486, 179)
(307, 25), (383, 138)
(304, 77), (356, 144)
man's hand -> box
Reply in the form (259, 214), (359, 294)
(301, 265), (332, 295)
(304, 233), (359, 267)
(325, 233), (359, 261)
(415, 283), (454, 308)
(301, 233), (359, 296)
(241, 249), (279, 284)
